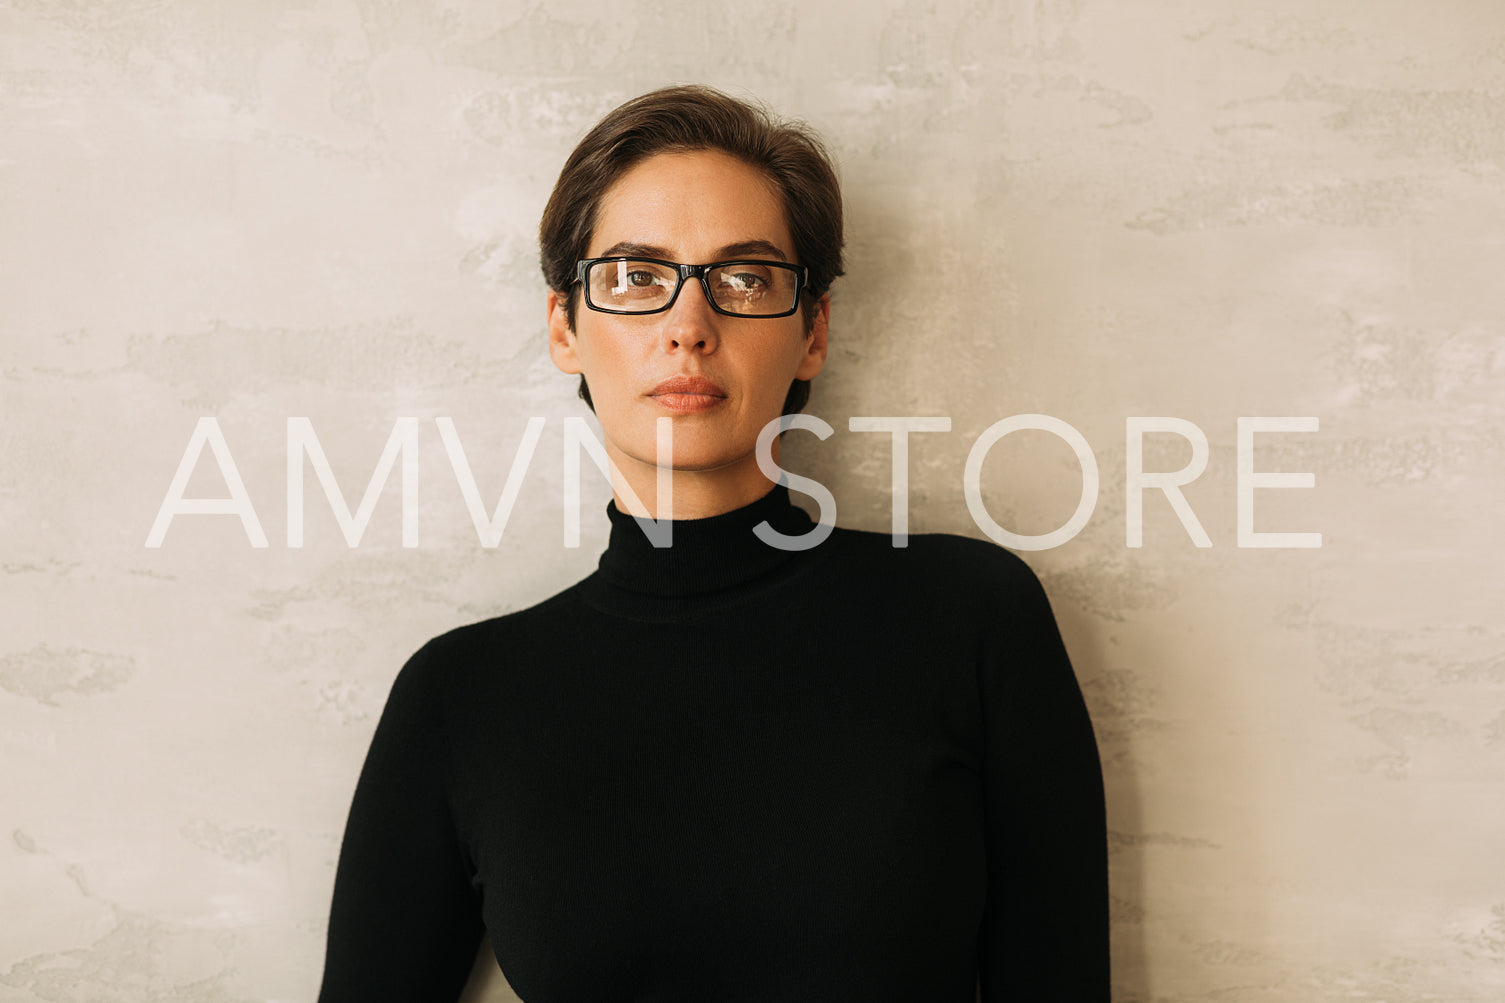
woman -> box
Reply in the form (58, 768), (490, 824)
(319, 85), (1109, 1002)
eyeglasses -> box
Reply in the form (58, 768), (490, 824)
(574, 257), (808, 318)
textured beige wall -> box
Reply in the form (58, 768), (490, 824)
(3, 1), (1503, 1000)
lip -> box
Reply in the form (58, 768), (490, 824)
(647, 375), (727, 414)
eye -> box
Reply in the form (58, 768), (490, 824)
(726, 271), (769, 290)
(599, 260), (675, 300)
(716, 265), (776, 295)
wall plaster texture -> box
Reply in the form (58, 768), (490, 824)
(2, 1), (1503, 1000)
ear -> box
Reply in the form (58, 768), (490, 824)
(547, 289), (582, 375)
(794, 293), (830, 381)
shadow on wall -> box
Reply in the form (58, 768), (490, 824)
(459, 944), (516, 1003)
(1054, 599), (1148, 1002)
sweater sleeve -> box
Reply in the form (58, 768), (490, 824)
(975, 556), (1110, 1001)
(318, 641), (486, 1003)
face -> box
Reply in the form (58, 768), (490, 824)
(548, 150), (828, 485)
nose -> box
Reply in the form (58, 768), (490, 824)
(658, 275), (721, 355)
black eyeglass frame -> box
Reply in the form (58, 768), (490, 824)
(573, 257), (809, 318)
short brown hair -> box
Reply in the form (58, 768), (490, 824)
(539, 85), (845, 414)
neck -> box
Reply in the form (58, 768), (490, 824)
(606, 439), (785, 521)
(588, 479), (818, 608)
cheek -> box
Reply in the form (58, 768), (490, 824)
(768, 329), (811, 378)
(575, 327), (630, 381)
(742, 341), (802, 406)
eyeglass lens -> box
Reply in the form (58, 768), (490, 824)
(586, 259), (799, 316)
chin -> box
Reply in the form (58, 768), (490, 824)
(656, 449), (744, 473)
(645, 429), (752, 466)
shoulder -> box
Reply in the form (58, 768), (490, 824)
(384, 583), (584, 697)
(817, 528), (1072, 679)
(810, 526), (1064, 640)
(433, 585), (579, 651)
(828, 525), (1051, 604)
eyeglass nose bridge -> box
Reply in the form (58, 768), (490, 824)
(664, 262), (719, 313)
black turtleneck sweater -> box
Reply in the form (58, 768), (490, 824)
(318, 486), (1108, 1002)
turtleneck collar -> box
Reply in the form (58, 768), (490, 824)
(592, 484), (819, 600)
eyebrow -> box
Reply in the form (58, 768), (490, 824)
(596, 239), (790, 262)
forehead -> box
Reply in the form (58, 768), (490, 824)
(588, 150), (795, 261)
